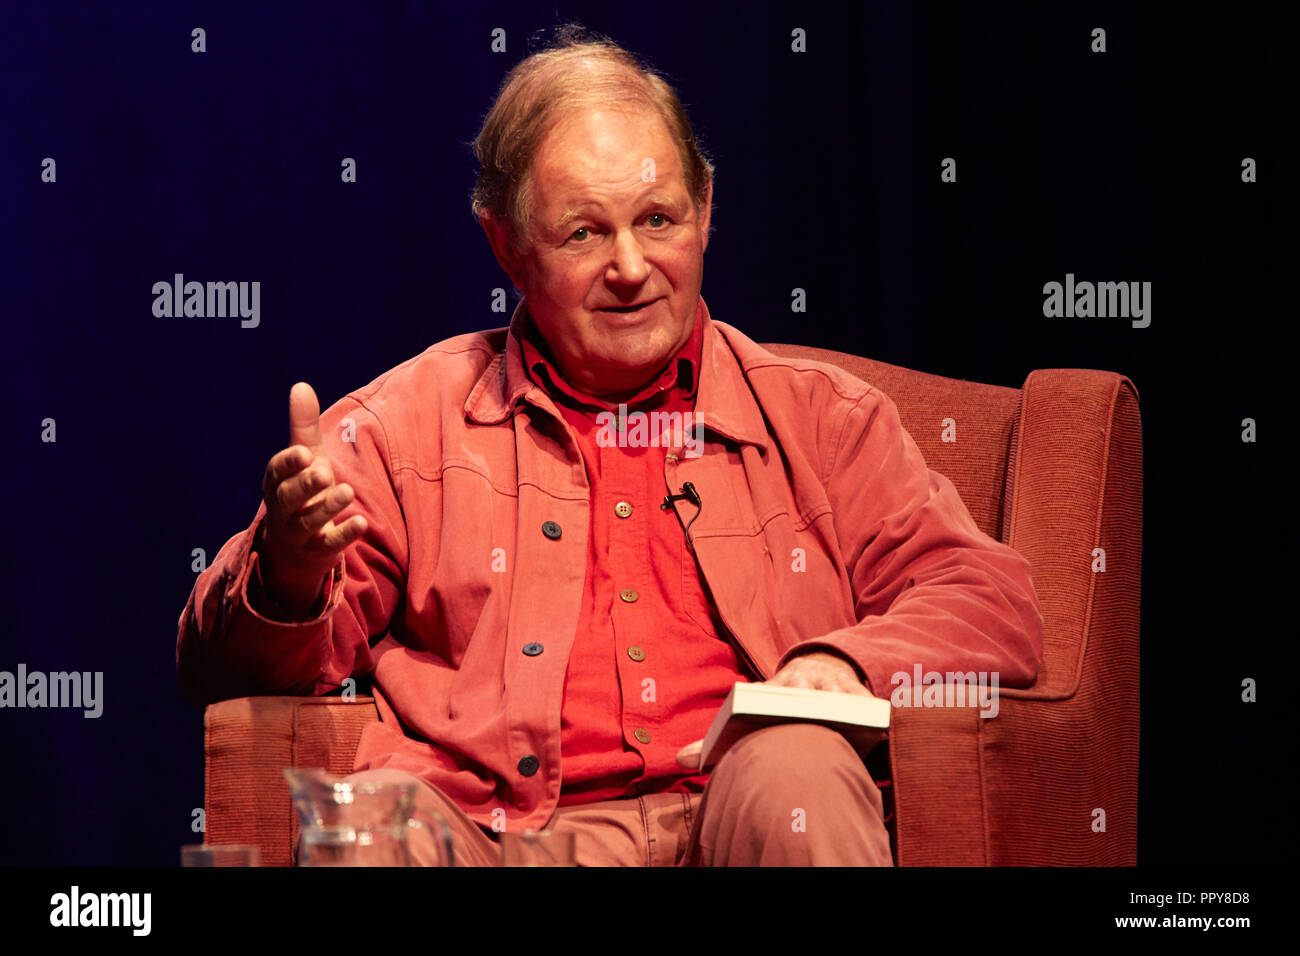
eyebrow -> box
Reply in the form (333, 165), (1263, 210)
(550, 190), (688, 235)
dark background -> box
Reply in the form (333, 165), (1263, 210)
(0, 0), (1281, 865)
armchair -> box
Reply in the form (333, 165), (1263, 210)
(202, 345), (1141, 866)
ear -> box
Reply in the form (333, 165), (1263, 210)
(478, 211), (528, 290)
(698, 177), (714, 253)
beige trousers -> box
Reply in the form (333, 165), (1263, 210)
(382, 722), (893, 867)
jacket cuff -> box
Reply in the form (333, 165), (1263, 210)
(242, 548), (341, 626)
(217, 515), (347, 688)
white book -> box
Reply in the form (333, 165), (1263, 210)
(697, 682), (891, 771)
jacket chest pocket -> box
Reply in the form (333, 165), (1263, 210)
(691, 516), (855, 676)
(404, 467), (517, 664)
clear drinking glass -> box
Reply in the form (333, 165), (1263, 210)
(283, 768), (454, 867)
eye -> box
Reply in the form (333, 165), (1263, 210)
(569, 226), (590, 242)
(646, 212), (669, 228)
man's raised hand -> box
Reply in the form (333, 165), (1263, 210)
(256, 382), (367, 617)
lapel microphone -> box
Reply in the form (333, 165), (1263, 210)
(661, 480), (701, 511)
(661, 481), (704, 553)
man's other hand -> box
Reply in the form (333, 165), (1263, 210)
(764, 650), (874, 697)
(257, 382), (368, 618)
(674, 651), (877, 769)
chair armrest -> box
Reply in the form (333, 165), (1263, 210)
(205, 696), (380, 867)
(890, 369), (1141, 865)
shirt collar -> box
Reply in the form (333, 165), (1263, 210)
(464, 295), (769, 450)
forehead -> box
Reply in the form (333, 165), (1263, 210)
(531, 105), (685, 202)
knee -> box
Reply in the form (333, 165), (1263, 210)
(714, 722), (870, 795)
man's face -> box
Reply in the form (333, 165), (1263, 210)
(482, 105), (712, 399)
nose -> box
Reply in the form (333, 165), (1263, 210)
(606, 228), (650, 285)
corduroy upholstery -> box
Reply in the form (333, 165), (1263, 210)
(203, 346), (1141, 866)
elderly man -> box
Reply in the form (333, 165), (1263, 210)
(177, 32), (1044, 866)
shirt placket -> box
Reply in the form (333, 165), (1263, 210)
(603, 420), (663, 770)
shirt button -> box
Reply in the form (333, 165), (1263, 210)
(541, 521), (562, 540)
(627, 646), (645, 662)
(517, 755), (540, 777)
(619, 588), (639, 603)
(614, 501), (633, 519)
(633, 728), (651, 744)
(522, 642), (544, 656)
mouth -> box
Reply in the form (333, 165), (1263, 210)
(596, 298), (661, 315)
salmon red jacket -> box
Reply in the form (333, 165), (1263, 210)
(177, 296), (1045, 833)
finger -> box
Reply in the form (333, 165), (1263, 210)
(809, 671), (855, 694)
(274, 457), (335, 517)
(316, 514), (367, 553)
(288, 382), (325, 453)
(765, 672), (815, 690)
(287, 482), (355, 538)
(263, 445), (314, 506)
(675, 739), (703, 769)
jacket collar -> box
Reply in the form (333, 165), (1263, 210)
(464, 295), (769, 450)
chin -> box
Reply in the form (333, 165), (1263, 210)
(585, 349), (664, 388)
(595, 352), (655, 376)
(607, 338), (671, 367)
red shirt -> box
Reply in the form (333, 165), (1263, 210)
(516, 301), (756, 804)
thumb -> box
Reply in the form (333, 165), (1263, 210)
(675, 739), (703, 771)
(288, 381), (325, 453)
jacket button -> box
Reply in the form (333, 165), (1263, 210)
(614, 501), (633, 518)
(627, 646), (645, 662)
(633, 728), (651, 744)
(541, 521), (562, 540)
(522, 642), (544, 656)
(518, 755), (540, 776)
(619, 588), (639, 603)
